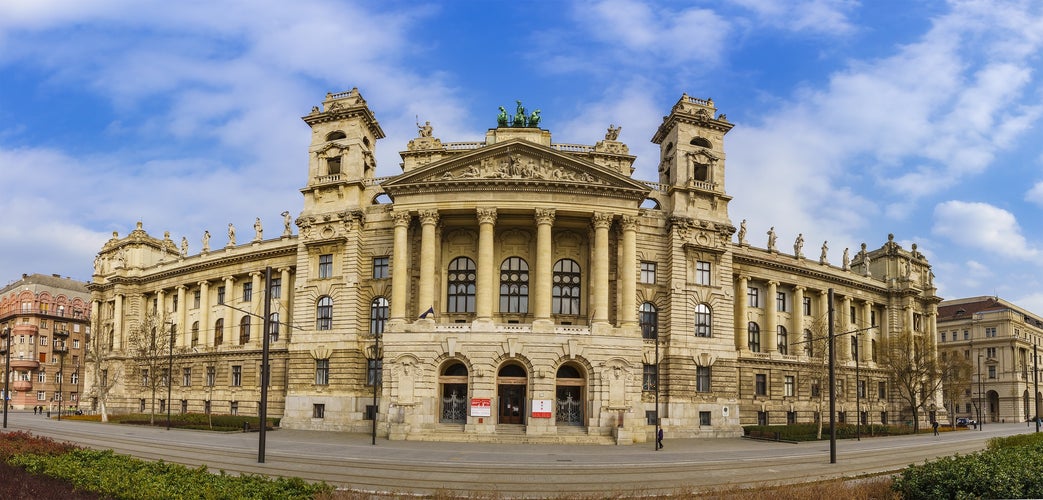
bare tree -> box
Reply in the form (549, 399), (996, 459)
(85, 313), (122, 422)
(881, 330), (938, 433)
(939, 350), (973, 429)
(127, 311), (186, 425)
(797, 316), (833, 439)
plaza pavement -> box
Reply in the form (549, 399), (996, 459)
(2, 410), (1034, 497)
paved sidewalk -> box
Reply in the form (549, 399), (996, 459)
(2, 410), (1034, 496)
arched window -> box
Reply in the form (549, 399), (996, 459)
(268, 313), (279, 343)
(803, 329), (813, 357)
(370, 297), (389, 336)
(640, 302), (658, 339)
(694, 303), (712, 337)
(214, 319), (224, 346)
(499, 257), (529, 313)
(191, 321), (199, 347)
(447, 257), (476, 313)
(748, 322), (761, 352)
(777, 326), (788, 355)
(552, 259), (581, 315)
(316, 296), (333, 330)
(690, 137), (712, 148)
(325, 131), (346, 141)
(239, 316), (251, 345)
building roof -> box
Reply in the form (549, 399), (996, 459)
(0, 273), (90, 296)
(937, 296), (1043, 328)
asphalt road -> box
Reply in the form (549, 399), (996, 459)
(2, 411), (1034, 497)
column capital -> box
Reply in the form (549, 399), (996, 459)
(534, 208), (556, 226)
(197, 280), (209, 287)
(477, 207), (498, 225)
(592, 212), (613, 229)
(767, 280), (780, 288)
(736, 275), (749, 284)
(175, 284), (187, 292)
(419, 209), (440, 225)
(249, 271), (262, 278)
(794, 285), (806, 292)
(619, 215), (638, 231)
(392, 210), (412, 227)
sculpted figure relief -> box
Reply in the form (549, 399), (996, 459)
(417, 120), (433, 138)
(606, 124), (621, 141)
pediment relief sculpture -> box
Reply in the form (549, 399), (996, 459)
(433, 153), (609, 186)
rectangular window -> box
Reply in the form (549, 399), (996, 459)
(803, 296), (812, 316)
(181, 400), (188, 414)
(231, 365), (242, 386)
(172, 294), (178, 312)
(319, 253), (333, 278)
(880, 411), (888, 425)
(757, 411), (768, 426)
(695, 261), (711, 286)
(217, 286), (225, 305)
(646, 410), (658, 425)
(913, 313), (923, 332)
(206, 366), (215, 387)
(878, 381), (886, 400)
(315, 359), (330, 385)
(642, 364), (658, 392)
(748, 287), (760, 308)
(182, 368), (192, 386)
(871, 310), (877, 326)
(159, 399), (166, 413)
(37, 372), (46, 383)
(811, 379), (820, 398)
(373, 257), (389, 279)
(850, 305), (857, 323)
(858, 380), (866, 398)
(963, 330), (969, 340)
(699, 411), (711, 426)
(193, 291), (201, 308)
(941, 332), (946, 342)
(230, 401), (239, 416)
(784, 375), (795, 397)
(140, 399), (146, 412)
(73, 339), (80, 349)
(364, 405), (377, 420)
(755, 374), (767, 396)
(141, 369), (149, 386)
(787, 411), (796, 425)
(40, 336), (47, 346)
(986, 347), (997, 358)
(270, 278), (281, 299)
(367, 359), (383, 386)
(777, 292), (787, 312)
(988, 365), (996, 379)
(640, 262), (656, 284)
(838, 411), (846, 423)
(696, 366), (711, 392)
(37, 391), (46, 401)
(313, 404), (326, 419)
(985, 327), (997, 338)
(204, 400), (211, 415)
(242, 282), (252, 302)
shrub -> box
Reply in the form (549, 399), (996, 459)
(742, 423), (914, 441)
(0, 431), (80, 461)
(892, 435), (1043, 499)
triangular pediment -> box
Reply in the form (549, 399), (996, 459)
(382, 139), (650, 198)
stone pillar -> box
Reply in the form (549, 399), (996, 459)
(113, 294), (124, 350)
(476, 208), (497, 323)
(591, 213), (612, 324)
(417, 209), (439, 318)
(198, 281), (210, 345)
(818, 289), (829, 354)
(735, 276), (748, 350)
(223, 276), (235, 343)
(279, 268), (291, 341)
(793, 286), (806, 353)
(390, 211), (411, 321)
(766, 281), (779, 353)
(619, 215), (638, 327)
(250, 271), (262, 345)
(156, 289), (166, 318)
(862, 301), (873, 362)
(533, 208), (555, 324)
(840, 295), (852, 360)
(176, 285), (187, 347)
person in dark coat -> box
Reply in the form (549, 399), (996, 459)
(656, 427), (664, 449)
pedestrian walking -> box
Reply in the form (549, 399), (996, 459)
(656, 427), (664, 450)
(33, 405), (37, 415)
(932, 420), (939, 436)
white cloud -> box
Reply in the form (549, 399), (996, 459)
(1025, 182), (1043, 207)
(731, 0), (859, 36)
(932, 200), (1037, 259)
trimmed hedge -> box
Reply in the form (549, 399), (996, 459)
(892, 432), (1043, 499)
(65, 413), (280, 431)
(743, 422), (915, 441)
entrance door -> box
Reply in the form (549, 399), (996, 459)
(499, 384), (526, 424)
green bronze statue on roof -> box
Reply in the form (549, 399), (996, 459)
(497, 100), (541, 128)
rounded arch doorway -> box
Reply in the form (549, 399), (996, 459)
(439, 362), (468, 424)
(555, 363), (585, 426)
(497, 363), (528, 425)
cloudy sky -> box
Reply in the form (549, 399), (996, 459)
(2, 0), (1043, 311)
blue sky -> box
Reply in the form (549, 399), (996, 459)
(2, 0), (1043, 311)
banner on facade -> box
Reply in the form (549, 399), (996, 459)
(531, 399), (552, 418)
(470, 398), (491, 417)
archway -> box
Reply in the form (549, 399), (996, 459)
(555, 364), (585, 426)
(439, 362), (468, 424)
(497, 363), (527, 425)
(987, 390), (1000, 423)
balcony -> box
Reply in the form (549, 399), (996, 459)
(12, 380), (32, 391)
(10, 359), (40, 370)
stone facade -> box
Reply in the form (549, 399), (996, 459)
(937, 296), (1043, 424)
(0, 273), (90, 411)
(85, 89), (943, 443)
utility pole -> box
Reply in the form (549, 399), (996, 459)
(828, 288), (836, 464)
(259, 266), (273, 463)
(2, 327), (11, 428)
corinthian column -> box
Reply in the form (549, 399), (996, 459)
(766, 281), (779, 353)
(735, 276), (748, 350)
(591, 213), (612, 324)
(619, 215), (637, 327)
(390, 211), (411, 321)
(476, 207), (497, 323)
(417, 209), (440, 318)
(533, 208), (554, 323)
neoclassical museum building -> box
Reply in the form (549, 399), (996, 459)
(85, 89), (942, 443)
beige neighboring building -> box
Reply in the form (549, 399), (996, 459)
(85, 89), (942, 443)
(0, 273), (90, 412)
(937, 296), (1043, 424)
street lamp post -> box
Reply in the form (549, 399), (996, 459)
(2, 327), (11, 428)
(1034, 343), (1039, 433)
(855, 334), (860, 442)
(166, 322), (175, 430)
(55, 343), (67, 421)
(977, 351), (984, 430)
(828, 288), (836, 464)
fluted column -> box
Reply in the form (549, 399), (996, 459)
(176, 286), (187, 347)
(279, 268), (291, 340)
(620, 215), (638, 327)
(533, 208), (554, 323)
(793, 286), (806, 352)
(113, 294), (124, 350)
(735, 276), (749, 350)
(476, 208), (497, 322)
(591, 213), (612, 324)
(390, 211), (411, 321)
(766, 281), (779, 353)
(417, 209), (439, 318)
(198, 281), (210, 345)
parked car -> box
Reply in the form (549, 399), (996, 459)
(956, 418), (969, 427)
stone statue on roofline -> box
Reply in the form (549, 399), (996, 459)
(767, 226), (777, 252)
(606, 124), (621, 141)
